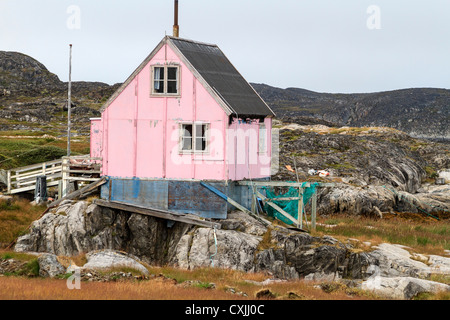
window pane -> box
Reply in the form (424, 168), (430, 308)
(154, 81), (164, 93)
(195, 138), (206, 151)
(167, 67), (178, 80)
(181, 124), (193, 151)
(183, 138), (192, 150)
(195, 124), (205, 138)
(195, 124), (207, 151)
(153, 67), (165, 93)
(167, 80), (178, 93)
(154, 67), (164, 80)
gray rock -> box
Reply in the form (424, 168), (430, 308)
(172, 228), (261, 272)
(37, 253), (65, 278)
(366, 243), (435, 279)
(82, 250), (149, 275)
(362, 276), (450, 300)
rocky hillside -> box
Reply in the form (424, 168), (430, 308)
(12, 199), (450, 299)
(252, 83), (450, 142)
(0, 51), (119, 137)
(273, 120), (450, 218)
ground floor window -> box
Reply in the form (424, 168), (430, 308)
(180, 123), (209, 153)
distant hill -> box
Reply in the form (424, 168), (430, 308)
(0, 51), (63, 93)
(251, 83), (450, 142)
(0, 50), (448, 142)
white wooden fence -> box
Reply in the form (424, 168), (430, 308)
(6, 155), (102, 197)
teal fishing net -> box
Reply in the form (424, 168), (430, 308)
(262, 182), (318, 225)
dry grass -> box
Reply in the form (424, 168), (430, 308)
(0, 269), (379, 300)
(0, 198), (47, 248)
(312, 212), (450, 256)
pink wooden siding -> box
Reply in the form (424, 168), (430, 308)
(100, 44), (227, 180)
(227, 117), (272, 180)
(97, 43), (271, 181)
(90, 118), (102, 159)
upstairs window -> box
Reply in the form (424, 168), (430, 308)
(152, 65), (179, 95)
(180, 123), (209, 153)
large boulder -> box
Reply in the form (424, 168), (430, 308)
(362, 276), (450, 300)
(38, 253), (65, 278)
(81, 250), (149, 275)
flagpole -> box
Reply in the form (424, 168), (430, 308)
(67, 44), (72, 157)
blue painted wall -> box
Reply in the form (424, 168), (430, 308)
(100, 177), (269, 220)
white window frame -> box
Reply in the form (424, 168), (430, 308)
(179, 122), (210, 154)
(151, 64), (181, 97)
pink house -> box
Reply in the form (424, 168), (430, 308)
(90, 36), (275, 219)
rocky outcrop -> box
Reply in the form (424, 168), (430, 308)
(15, 201), (371, 279)
(14, 200), (192, 266)
(13, 200), (450, 299)
(362, 276), (449, 300)
(273, 125), (450, 217)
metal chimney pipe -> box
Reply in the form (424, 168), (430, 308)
(173, 0), (179, 37)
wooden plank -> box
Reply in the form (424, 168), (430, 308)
(66, 177), (102, 182)
(93, 199), (221, 229)
(12, 167), (62, 180)
(12, 172), (62, 185)
(298, 187), (304, 229)
(48, 177), (107, 208)
(7, 170), (11, 194)
(257, 191), (299, 226)
(67, 155), (102, 161)
(9, 180), (60, 194)
(13, 159), (62, 173)
(63, 169), (102, 174)
(237, 181), (335, 188)
(311, 192), (317, 231)
(266, 197), (300, 201)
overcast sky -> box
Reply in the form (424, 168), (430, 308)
(1, 0), (449, 93)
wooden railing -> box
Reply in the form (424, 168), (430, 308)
(6, 155), (102, 197)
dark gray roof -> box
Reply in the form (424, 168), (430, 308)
(101, 36), (274, 117)
(169, 37), (274, 118)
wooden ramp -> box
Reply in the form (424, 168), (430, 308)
(5, 155), (101, 196)
(93, 199), (221, 229)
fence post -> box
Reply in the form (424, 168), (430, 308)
(311, 191), (317, 231)
(298, 187), (304, 229)
(62, 157), (69, 198)
(7, 170), (11, 194)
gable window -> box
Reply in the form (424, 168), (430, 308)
(152, 65), (179, 95)
(180, 123), (209, 153)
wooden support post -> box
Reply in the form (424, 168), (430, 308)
(7, 170), (11, 194)
(311, 191), (317, 231)
(250, 185), (256, 214)
(61, 157), (69, 198)
(298, 187), (304, 229)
